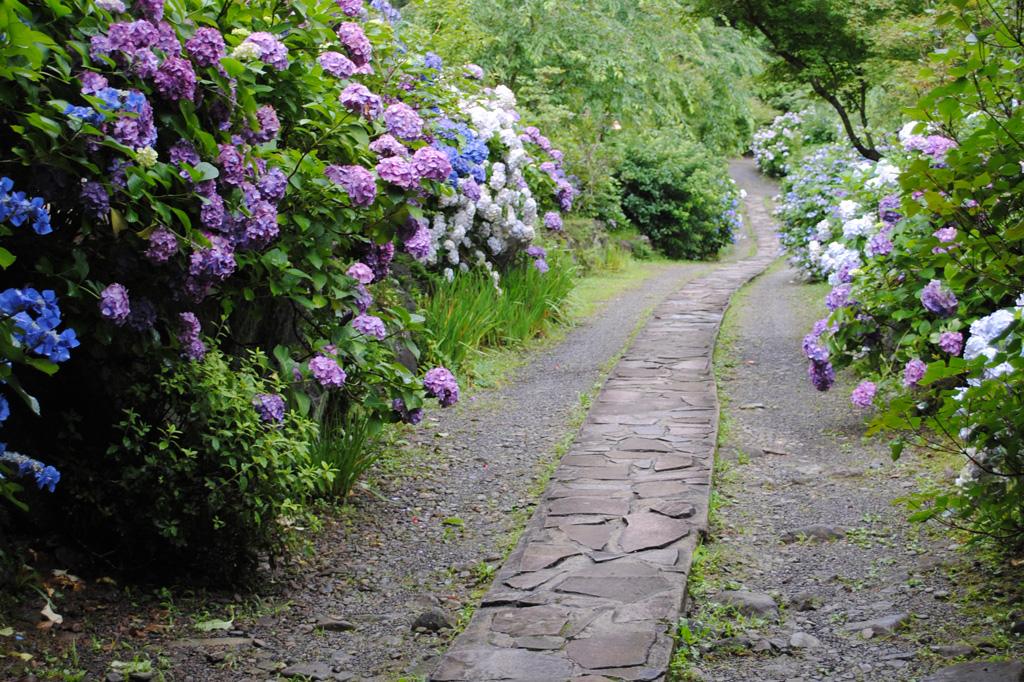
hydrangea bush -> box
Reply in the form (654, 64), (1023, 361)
(0, 0), (571, 570)
(751, 110), (804, 178)
(775, 0), (1024, 546)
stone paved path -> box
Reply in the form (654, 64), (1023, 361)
(430, 160), (779, 681)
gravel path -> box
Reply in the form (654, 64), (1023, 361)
(687, 251), (1024, 680)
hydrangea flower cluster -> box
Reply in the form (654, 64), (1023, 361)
(752, 110), (804, 177)
(0, 177), (52, 235)
(0, 449), (61, 492)
(253, 393), (286, 423)
(423, 367), (459, 407)
(309, 354), (347, 388)
(0, 288), (79, 363)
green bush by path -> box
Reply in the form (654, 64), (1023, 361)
(617, 140), (741, 260)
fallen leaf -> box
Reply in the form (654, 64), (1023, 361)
(39, 603), (63, 629)
(194, 618), (233, 632)
(0, 626), (13, 637)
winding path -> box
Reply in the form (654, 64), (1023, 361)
(430, 160), (779, 681)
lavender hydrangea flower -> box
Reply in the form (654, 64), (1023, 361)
(354, 282), (373, 313)
(339, 83), (383, 119)
(412, 147), (452, 181)
(243, 32), (289, 70)
(99, 283), (131, 324)
(146, 226), (178, 262)
(178, 311), (206, 361)
(933, 226), (957, 243)
(168, 139), (200, 179)
(369, 135), (408, 158)
(253, 393), (286, 423)
(325, 164), (377, 207)
(185, 27), (225, 67)
(903, 358), (927, 387)
(403, 220), (432, 261)
(825, 283), (853, 311)
(198, 188), (225, 231)
(465, 63), (484, 79)
(461, 177), (481, 201)
(318, 50), (356, 78)
(424, 367), (459, 407)
(851, 380), (877, 408)
(376, 156), (420, 190)
(111, 96), (157, 149)
(526, 245), (547, 259)
(336, 23), (372, 66)
(544, 212), (563, 231)
(96, 0), (126, 12)
(79, 71), (109, 94)
(353, 314), (386, 340)
(939, 331), (963, 355)
(244, 104), (280, 144)
(309, 355), (347, 388)
(878, 194), (901, 224)
(81, 181), (110, 218)
(347, 262), (374, 284)
(392, 398), (423, 425)
(383, 103), (423, 140)
(370, 0), (401, 22)
(336, 0), (363, 16)
(154, 56), (196, 101)
(920, 279), (958, 317)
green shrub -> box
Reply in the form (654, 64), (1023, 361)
(105, 349), (321, 578)
(617, 139), (739, 260)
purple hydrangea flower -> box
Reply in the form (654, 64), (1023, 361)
(80, 71), (109, 94)
(81, 181), (110, 218)
(465, 63), (484, 79)
(544, 212), (563, 231)
(178, 311), (206, 361)
(154, 56), (196, 101)
(309, 355), (347, 388)
(146, 226), (178, 262)
(403, 219), (432, 261)
(851, 380), (877, 408)
(135, 0), (163, 21)
(244, 200), (279, 246)
(110, 95), (156, 149)
(526, 245), (547, 259)
(939, 331), (963, 355)
(185, 27), (225, 67)
(534, 259), (549, 273)
(198, 189), (225, 231)
(866, 233), (893, 257)
(243, 105), (280, 144)
(354, 282), (373, 313)
(878, 194), (901, 224)
(903, 358), (927, 387)
(189, 234), (235, 280)
(253, 393), (286, 423)
(336, 0), (363, 16)
(339, 83), (383, 119)
(218, 144), (245, 186)
(353, 314), (386, 340)
(825, 284), (853, 311)
(244, 32), (289, 70)
(383, 103), (423, 140)
(808, 360), (835, 392)
(169, 139), (200, 179)
(369, 134), (408, 158)
(257, 167), (287, 203)
(933, 226), (957, 243)
(802, 333), (830, 363)
(363, 241), (394, 281)
(99, 283), (131, 324)
(376, 156), (420, 190)
(920, 280), (958, 317)
(392, 398), (424, 425)
(318, 51), (356, 78)
(152, 20), (181, 54)
(336, 23), (372, 66)
(347, 262), (374, 284)
(96, 0), (126, 12)
(423, 367), (459, 407)
(412, 147), (452, 181)
(424, 52), (442, 70)
(126, 296), (157, 331)
(325, 164), (377, 207)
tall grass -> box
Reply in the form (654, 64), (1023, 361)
(422, 251), (576, 373)
(309, 407), (382, 501)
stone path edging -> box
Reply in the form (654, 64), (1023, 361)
(431, 168), (779, 682)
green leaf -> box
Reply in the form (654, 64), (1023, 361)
(194, 618), (233, 632)
(0, 247), (15, 269)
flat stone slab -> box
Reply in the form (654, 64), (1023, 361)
(431, 168), (778, 681)
(566, 631), (656, 670)
(618, 513), (691, 553)
(924, 661), (1023, 682)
